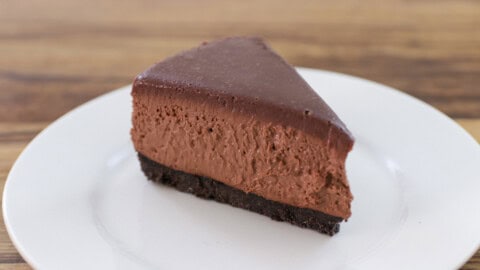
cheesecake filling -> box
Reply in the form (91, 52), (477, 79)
(131, 89), (353, 219)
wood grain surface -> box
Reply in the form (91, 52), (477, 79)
(1, 0), (479, 268)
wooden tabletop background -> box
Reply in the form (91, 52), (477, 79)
(1, 0), (479, 269)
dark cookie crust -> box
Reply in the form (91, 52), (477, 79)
(138, 153), (343, 235)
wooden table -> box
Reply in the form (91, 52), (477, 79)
(1, 0), (479, 268)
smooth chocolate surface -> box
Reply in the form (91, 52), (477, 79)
(138, 153), (343, 235)
(134, 37), (354, 151)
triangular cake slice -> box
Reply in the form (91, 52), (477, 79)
(131, 37), (354, 235)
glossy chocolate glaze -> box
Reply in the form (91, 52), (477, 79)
(135, 37), (353, 155)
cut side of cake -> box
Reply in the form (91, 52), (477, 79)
(131, 37), (354, 235)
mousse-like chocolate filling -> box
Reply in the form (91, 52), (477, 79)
(131, 88), (353, 219)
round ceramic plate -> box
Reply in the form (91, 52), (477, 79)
(3, 68), (480, 269)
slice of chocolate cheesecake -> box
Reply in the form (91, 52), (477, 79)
(131, 37), (354, 235)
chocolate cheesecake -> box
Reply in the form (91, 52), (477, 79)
(131, 37), (354, 235)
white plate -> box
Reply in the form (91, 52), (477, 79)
(4, 68), (480, 270)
